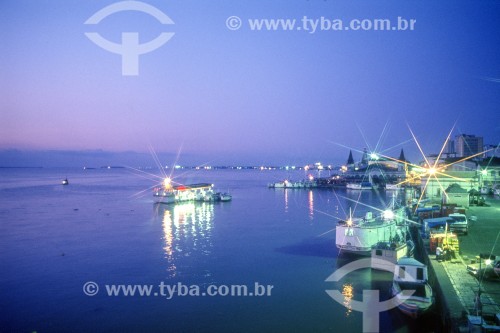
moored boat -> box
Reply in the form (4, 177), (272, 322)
(391, 257), (434, 318)
(268, 179), (293, 188)
(335, 208), (407, 255)
(371, 240), (414, 271)
(385, 183), (402, 191)
(268, 179), (317, 188)
(346, 182), (373, 190)
(211, 192), (232, 202)
(154, 178), (215, 204)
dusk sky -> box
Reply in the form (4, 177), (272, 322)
(1, 0), (499, 167)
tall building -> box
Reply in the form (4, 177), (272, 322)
(445, 140), (455, 156)
(483, 144), (500, 158)
(454, 134), (483, 158)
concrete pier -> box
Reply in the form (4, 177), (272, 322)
(415, 197), (500, 332)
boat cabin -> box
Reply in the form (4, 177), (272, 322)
(394, 257), (428, 283)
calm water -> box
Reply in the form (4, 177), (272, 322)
(0, 168), (437, 332)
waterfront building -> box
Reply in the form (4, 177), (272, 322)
(419, 155), (478, 201)
(346, 150), (355, 169)
(421, 170), (477, 202)
(342, 149), (407, 185)
(443, 183), (470, 208)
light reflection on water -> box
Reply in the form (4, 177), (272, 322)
(284, 188), (288, 213)
(342, 283), (354, 317)
(279, 188), (315, 218)
(158, 202), (215, 279)
(308, 190), (314, 220)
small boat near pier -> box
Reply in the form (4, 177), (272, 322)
(391, 257), (434, 318)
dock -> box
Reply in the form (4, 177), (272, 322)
(414, 197), (500, 332)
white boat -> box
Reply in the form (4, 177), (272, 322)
(215, 192), (232, 202)
(268, 179), (316, 188)
(371, 240), (413, 271)
(268, 179), (293, 188)
(385, 184), (402, 191)
(391, 257), (434, 318)
(62, 178), (69, 185)
(154, 178), (215, 204)
(346, 182), (373, 190)
(335, 208), (406, 255)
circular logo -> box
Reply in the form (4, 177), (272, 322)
(83, 281), (99, 296)
(226, 16), (242, 30)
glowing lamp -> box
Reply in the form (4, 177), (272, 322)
(163, 177), (172, 187)
(383, 210), (395, 219)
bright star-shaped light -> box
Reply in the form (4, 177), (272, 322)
(383, 209), (395, 219)
(369, 124), (494, 212)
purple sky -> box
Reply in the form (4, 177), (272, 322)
(1, 0), (499, 166)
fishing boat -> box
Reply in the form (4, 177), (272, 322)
(268, 179), (294, 188)
(212, 192), (232, 202)
(219, 193), (232, 201)
(335, 208), (407, 255)
(391, 257), (434, 318)
(346, 182), (373, 190)
(371, 240), (414, 271)
(153, 178), (215, 204)
(62, 178), (69, 185)
(268, 179), (316, 188)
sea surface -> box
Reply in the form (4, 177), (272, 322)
(0, 168), (439, 332)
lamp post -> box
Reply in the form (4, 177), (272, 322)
(475, 254), (483, 316)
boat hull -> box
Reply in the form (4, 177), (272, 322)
(153, 193), (176, 204)
(391, 257), (434, 318)
(336, 220), (398, 256)
(391, 283), (433, 318)
(346, 183), (373, 190)
(336, 245), (372, 256)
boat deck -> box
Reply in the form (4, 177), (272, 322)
(396, 282), (428, 298)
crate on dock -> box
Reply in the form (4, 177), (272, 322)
(442, 235), (459, 254)
(429, 232), (460, 254)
